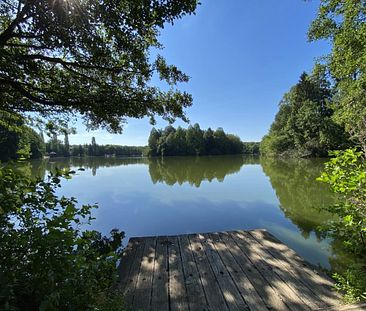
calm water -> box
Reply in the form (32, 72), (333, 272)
(22, 155), (348, 271)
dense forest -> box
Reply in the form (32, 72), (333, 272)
(0, 112), (45, 161)
(148, 124), (259, 156)
(260, 69), (350, 157)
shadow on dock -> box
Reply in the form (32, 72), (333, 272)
(118, 229), (349, 311)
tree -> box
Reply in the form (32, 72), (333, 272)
(0, 0), (198, 132)
(0, 112), (23, 161)
(147, 124), (249, 157)
(203, 127), (215, 154)
(309, 1), (366, 301)
(26, 126), (46, 159)
(148, 128), (161, 156)
(64, 132), (70, 157)
(0, 112), (45, 160)
(213, 127), (229, 154)
(309, 0), (366, 152)
(174, 126), (188, 155)
(91, 136), (97, 156)
(260, 70), (349, 157)
(47, 133), (63, 155)
(186, 123), (204, 155)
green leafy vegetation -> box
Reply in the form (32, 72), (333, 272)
(260, 70), (349, 157)
(309, 0), (366, 154)
(0, 112), (45, 161)
(0, 165), (125, 310)
(317, 149), (366, 302)
(46, 135), (147, 158)
(308, 0), (366, 302)
(0, 0), (199, 132)
(0, 120), (147, 160)
(148, 124), (259, 156)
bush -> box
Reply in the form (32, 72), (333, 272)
(0, 165), (126, 310)
(317, 149), (366, 302)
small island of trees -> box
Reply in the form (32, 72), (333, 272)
(148, 124), (259, 156)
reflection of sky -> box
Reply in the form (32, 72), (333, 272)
(57, 161), (332, 269)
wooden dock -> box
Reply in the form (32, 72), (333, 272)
(118, 229), (346, 311)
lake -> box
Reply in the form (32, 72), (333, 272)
(22, 155), (348, 272)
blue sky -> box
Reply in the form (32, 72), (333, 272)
(69, 0), (330, 146)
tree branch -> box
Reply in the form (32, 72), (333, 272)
(62, 65), (104, 85)
(20, 54), (143, 74)
(0, 78), (56, 106)
(0, 1), (33, 47)
(5, 42), (52, 50)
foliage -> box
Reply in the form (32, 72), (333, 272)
(0, 0), (199, 132)
(46, 135), (147, 157)
(333, 263), (366, 303)
(0, 111), (45, 161)
(308, 0), (366, 302)
(0, 165), (125, 310)
(148, 123), (256, 156)
(309, 0), (366, 152)
(260, 70), (349, 157)
(317, 149), (366, 254)
(242, 142), (260, 154)
(317, 149), (366, 301)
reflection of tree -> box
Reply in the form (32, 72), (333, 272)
(28, 155), (258, 184)
(29, 157), (149, 178)
(261, 157), (336, 239)
(148, 155), (257, 187)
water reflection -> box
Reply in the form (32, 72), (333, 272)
(148, 156), (258, 187)
(21, 155), (347, 269)
(260, 157), (335, 239)
(23, 156), (334, 241)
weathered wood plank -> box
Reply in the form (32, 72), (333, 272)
(118, 238), (140, 289)
(249, 229), (341, 307)
(119, 230), (342, 311)
(151, 236), (169, 311)
(120, 237), (146, 307)
(132, 237), (157, 310)
(200, 233), (249, 310)
(177, 235), (208, 311)
(229, 231), (310, 311)
(208, 232), (269, 311)
(188, 234), (229, 311)
(236, 230), (326, 309)
(219, 232), (291, 311)
(167, 236), (189, 311)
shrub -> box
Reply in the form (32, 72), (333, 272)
(318, 149), (366, 302)
(0, 166), (125, 310)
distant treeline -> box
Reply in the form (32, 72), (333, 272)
(46, 135), (146, 157)
(148, 124), (259, 156)
(0, 118), (146, 161)
(1, 117), (259, 161)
